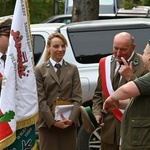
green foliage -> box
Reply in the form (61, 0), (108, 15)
(141, 0), (150, 5)
(0, 0), (148, 23)
(124, 0), (134, 9)
(0, 0), (64, 24)
(29, 1), (54, 23)
(0, 1), (15, 16)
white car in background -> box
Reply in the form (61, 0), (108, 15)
(31, 18), (150, 150)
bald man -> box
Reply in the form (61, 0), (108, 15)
(103, 41), (150, 150)
(92, 32), (148, 150)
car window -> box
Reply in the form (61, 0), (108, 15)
(99, 0), (118, 14)
(68, 0), (73, 7)
(54, 18), (72, 24)
(64, 0), (120, 14)
(46, 17), (72, 24)
(65, 19), (72, 24)
(68, 25), (150, 64)
(100, 0), (113, 5)
(32, 34), (45, 65)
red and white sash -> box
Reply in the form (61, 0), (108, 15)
(100, 55), (123, 122)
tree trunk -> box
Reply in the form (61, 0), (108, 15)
(54, 0), (59, 15)
(72, 0), (99, 22)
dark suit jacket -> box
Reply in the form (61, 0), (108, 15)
(92, 52), (148, 145)
(35, 60), (82, 129)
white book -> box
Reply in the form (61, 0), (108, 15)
(55, 105), (74, 121)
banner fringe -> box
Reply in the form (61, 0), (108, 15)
(32, 141), (39, 150)
(17, 112), (39, 130)
(0, 132), (16, 149)
(25, 0), (32, 45)
(25, 0), (35, 68)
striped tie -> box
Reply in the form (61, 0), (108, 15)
(55, 63), (61, 78)
(112, 65), (121, 90)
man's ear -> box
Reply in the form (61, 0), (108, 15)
(148, 52), (150, 61)
(132, 44), (136, 50)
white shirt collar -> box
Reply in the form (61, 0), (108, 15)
(127, 51), (135, 62)
(0, 53), (3, 58)
(50, 58), (63, 67)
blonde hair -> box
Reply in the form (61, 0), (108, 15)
(44, 32), (68, 62)
(44, 49), (51, 62)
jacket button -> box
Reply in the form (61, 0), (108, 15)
(140, 123), (143, 126)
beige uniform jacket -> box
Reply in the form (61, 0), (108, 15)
(35, 60), (82, 129)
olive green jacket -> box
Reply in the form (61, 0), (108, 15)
(121, 73), (150, 150)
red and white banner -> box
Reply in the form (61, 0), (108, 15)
(100, 56), (123, 122)
(0, 0), (38, 149)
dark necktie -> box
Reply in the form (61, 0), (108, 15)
(1, 54), (6, 66)
(55, 63), (61, 78)
(112, 65), (121, 90)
